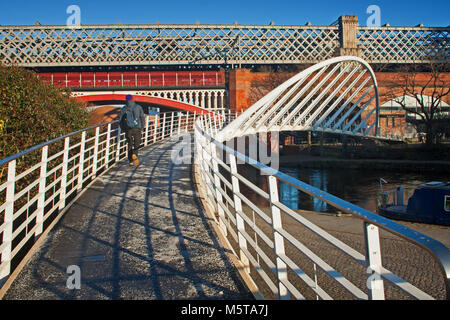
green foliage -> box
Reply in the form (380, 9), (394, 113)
(0, 63), (89, 159)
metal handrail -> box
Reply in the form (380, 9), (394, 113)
(194, 114), (450, 300)
(0, 121), (117, 168)
(0, 111), (197, 292)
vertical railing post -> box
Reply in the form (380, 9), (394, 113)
(153, 114), (158, 144)
(116, 125), (123, 162)
(201, 139), (216, 217)
(162, 113), (167, 140)
(105, 123), (111, 168)
(178, 113), (182, 135)
(35, 146), (48, 238)
(144, 115), (149, 146)
(210, 142), (227, 236)
(364, 222), (385, 300)
(170, 113), (175, 137)
(185, 112), (189, 132)
(92, 127), (100, 177)
(193, 112), (197, 131)
(194, 121), (201, 166)
(0, 160), (16, 280)
(59, 137), (70, 210)
(77, 131), (86, 192)
(229, 153), (250, 273)
(268, 175), (290, 300)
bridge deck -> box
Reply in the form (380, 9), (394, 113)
(3, 139), (253, 300)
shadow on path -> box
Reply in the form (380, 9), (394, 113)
(3, 139), (253, 300)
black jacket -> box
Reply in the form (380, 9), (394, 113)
(119, 100), (146, 130)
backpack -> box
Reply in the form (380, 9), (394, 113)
(121, 105), (140, 129)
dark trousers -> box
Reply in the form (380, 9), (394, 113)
(125, 128), (142, 162)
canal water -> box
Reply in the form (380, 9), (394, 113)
(278, 166), (450, 214)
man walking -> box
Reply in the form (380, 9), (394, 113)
(119, 94), (146, 166)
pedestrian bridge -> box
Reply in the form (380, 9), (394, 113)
(217, 56), (401, 142)
(1, 58), (449, 300)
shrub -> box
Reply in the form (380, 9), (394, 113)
(0, 63), (88, 160)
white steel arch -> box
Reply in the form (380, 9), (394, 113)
(216, 56), (381, 142)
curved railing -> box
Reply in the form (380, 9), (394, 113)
(0, 111), (199, 294)
(194, 113), (450, 300)
(2, 107), (449, 300)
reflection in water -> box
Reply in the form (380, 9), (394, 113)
(279, 175), (299, 210)
(279, 166), (450, 213)
(311, 169), (328, 212)
(280, 168), (329, 212)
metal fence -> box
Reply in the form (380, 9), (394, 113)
(1, 108), (449, 300)
(0, 111), (198, 290)
(194, 113), (450, 300)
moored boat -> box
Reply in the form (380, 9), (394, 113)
(377, 181), (450, 226)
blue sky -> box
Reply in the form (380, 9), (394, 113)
(0, 0), (448, 27)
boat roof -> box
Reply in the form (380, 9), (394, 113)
(419, 181), (450, 190)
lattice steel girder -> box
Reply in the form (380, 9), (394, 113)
(0, 24), (447, 67)
(357, 26), (449, 63)
(0, 24), (340, 67)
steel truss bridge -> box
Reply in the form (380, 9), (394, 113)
(0, 18), (448, 68)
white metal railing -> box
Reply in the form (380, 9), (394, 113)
(2, 107), (449, 300)
(194, 113), (450, 300)
(0, 111), (200, 290)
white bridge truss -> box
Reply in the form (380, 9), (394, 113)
(73, 88), (227, 110)
(217, 56), (385, 142)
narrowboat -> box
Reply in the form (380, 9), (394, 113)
(377, 181), (450, 226)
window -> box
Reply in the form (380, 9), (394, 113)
(445, 196), (450, 212)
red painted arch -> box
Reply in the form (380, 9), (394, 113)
(74, 93), (212, 115)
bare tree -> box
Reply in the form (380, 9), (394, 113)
(386, 63), (450, 145)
